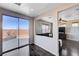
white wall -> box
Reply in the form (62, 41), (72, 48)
(34, 17), (59, 56)
(33, 4), (77, 56)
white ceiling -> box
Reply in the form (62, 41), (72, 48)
(0, 3), (60, 17)
(59, 4), (79, 20)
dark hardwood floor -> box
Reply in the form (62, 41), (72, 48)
(60, 40), (79, 56)
(2, 44), (55, 56)
(3, 39), (79, 56)
(29, 44), (55, 56)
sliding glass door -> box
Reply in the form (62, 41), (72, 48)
(2, 15), (18, 52)
(19, 18), (29, 46)
(2, 15), (29, 53)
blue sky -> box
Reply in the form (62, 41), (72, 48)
(3, 15), (29, 29)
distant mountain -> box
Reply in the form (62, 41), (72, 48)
(3, 29), (29, 39)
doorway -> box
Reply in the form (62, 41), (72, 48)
(58, 5), (79, 56)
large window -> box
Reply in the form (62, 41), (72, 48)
(41, 24), (50, 33)
(2, 15), (29, 52)
(36, 19), (53, 37)
(3, 15), (18, 52)
(72, 23), (79, 27)
(19, 18), (29, 46)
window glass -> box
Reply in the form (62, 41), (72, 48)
(42, 24), (49, 33)
(72, 23), (79, 27)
